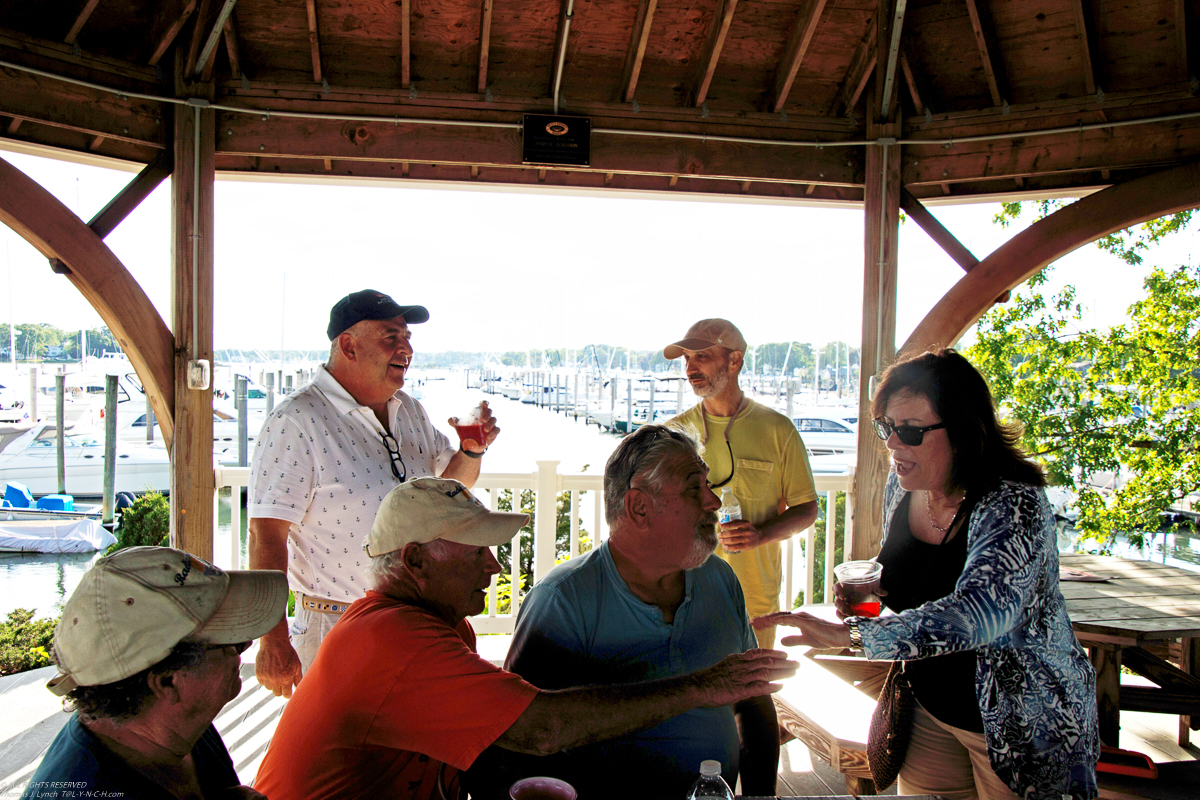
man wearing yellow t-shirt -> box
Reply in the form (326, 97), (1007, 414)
(664, 319), (818, 648)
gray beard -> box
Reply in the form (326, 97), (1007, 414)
(682, 517), (719, 570)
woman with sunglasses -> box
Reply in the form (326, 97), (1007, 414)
(756, 349), (1098, 800)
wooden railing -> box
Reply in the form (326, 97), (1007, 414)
(212, 463), (855, 634)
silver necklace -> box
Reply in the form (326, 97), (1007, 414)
(925, 491), (963, 535)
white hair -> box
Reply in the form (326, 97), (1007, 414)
(367, 539), (454, 587)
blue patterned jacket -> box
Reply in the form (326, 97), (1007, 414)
(858, 473), (1099, 800)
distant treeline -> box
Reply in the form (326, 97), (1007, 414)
(0, 323), (119, 360)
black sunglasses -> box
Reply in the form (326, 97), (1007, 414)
(206, 641), (252, 655)
(872, 418), (947, 446)
(380, 430), (407, 483)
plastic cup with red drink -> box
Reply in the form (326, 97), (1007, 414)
(451, 403), (489, 450)
(834, 560), (883, 617)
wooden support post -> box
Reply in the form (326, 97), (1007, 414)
(1182, 636), (1200, 745)
(171, 83), (216, 559)
(851, 106), (900, 562)
(1089, 641), (1122, 745)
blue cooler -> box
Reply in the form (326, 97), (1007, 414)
(36, 494), (76, 512)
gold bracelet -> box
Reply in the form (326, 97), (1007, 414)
(846, 618), (864, 652)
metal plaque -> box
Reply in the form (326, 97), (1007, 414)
(522, 114), (591, 166)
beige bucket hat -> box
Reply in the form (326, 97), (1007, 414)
(46, 547), (287, 696)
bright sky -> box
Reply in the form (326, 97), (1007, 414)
(2, 144), (1196, 356)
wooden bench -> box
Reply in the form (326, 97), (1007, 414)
(773, 647), (889, 796)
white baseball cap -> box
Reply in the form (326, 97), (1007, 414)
(365, 477), (529, 557)
(46, 547), (287, 696)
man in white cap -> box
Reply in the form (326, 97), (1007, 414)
(248, 288), (501, 697)
(23, 547), (287, 799)
(664, 318), (818, 648)
(254, 477), (798, 800)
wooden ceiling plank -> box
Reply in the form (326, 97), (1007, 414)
(184, 0), (212, 79)
(900, 187), (979, 271)
(691, 0), (740, 107)
(619, 0), (658, 103)
(401, 0), (411, 89)
(879, 0), (909, 120)
(222, 15), (242, 80)
(1071, 0), (1099, 95)
(899, 49), (924, 116)
(65, 0), (103, 46)
(771, 0), (828, 113)
(306, 0), (323, 83)
(149, 0), (197, 67)
(477, 0), (494, 94)
(88, 149), (174, 240)
(963, 0), (1007, 107)
(1176, 0), (1200, 84)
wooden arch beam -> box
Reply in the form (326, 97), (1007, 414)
(902, 160), (1200, 354)
(0, 156), (176, 446)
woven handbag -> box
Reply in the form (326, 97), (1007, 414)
(866, 660), (915, 790)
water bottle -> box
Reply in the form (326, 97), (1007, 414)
(686, 760), (733, 800)
(718, 487), (741, 525)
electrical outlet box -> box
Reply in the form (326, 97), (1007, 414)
(187, 359), (211, 390)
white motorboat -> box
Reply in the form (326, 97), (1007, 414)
(0, 423), (172, 497)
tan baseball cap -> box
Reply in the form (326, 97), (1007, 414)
(663, 318), (747, 359)
(46, 547), (287, 696)
(365, 477), (529, 557)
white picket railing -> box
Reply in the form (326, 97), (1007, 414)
(212, 463), (855, 634)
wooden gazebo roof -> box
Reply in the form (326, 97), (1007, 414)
(4, 0), (1200, 557)
(3, 0), (1200, 202)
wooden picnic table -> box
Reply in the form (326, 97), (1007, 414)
(1060, 553), (1200, 747)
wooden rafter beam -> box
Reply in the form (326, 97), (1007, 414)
(306, 0), (323, 83)
(771, 0), (827, 113)
(222, 15), (242, 79)
(65, 0), (102, 45)
(1071, 0), (1100, 95)
(618, 0), (658, 103)
(195, 0), (239, 81)
(899, 48), (925, 116)
(836, 16), (877, 116)
(148, 0), (197, 67)
(88, 147), (175, 240)
(964, 0), (1007, 106)
(691, 0), (740, 107)
(184, 0), (212, 79)
(899, 187), (979, 271)
(477, 0), (493, 94)
(879, 0), (908, 119)
(401, 0), (411, 89)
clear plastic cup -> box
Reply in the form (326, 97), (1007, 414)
(451, 403), (488, 448)
(834, 559), (883, 617)
(509, 777), (577, 800)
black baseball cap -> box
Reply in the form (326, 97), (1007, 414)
(327, 290), (429, 340)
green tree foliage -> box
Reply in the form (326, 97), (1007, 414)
(108, 491), (170, 553)
(967, 263), (1200, 547)
(792, 493), (845, 607)
(0, 608), (58, 676)
(487, 484), (591, 614)
(994, 201), (1193, 266)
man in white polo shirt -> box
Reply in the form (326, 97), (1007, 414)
(248, 289), (500, 697)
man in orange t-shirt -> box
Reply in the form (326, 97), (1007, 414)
(254, 477), (798, 800)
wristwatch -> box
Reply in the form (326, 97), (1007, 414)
(846, 618), (864, 652)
